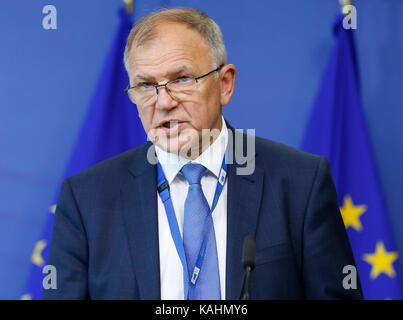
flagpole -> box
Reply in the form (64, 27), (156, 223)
(123, 0), (134, 14)
(339, 0), (353, 14)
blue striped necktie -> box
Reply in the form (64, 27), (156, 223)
(181, 163), (221, 300)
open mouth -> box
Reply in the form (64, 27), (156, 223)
(159, 120), (183, 136)
(162, 121), (178, 128)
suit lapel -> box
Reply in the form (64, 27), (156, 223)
(225, 126), (264, 300)
(120, 143), (161, 299)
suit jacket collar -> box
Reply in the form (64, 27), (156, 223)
(120, 120), (264, 300)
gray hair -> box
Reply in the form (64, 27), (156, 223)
(123, 7), (227, 74)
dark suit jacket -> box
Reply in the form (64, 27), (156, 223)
(43, 123), (363, 300)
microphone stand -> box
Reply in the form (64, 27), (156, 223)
(241, 235), (255, 300)
(242, 265), (252, 300)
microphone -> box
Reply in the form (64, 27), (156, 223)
(241, 235), (256, 300)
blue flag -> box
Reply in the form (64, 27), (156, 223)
(301, 14), (403, 300)
(22, 7), (145, 300)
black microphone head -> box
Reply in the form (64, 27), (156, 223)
(242, 235), (256, 270)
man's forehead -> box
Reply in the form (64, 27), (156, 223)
(146, 21), (203, 43)
(129, 24), (212, 79)
(131, 48), (200, 77)
(132, 22), (209, 56)
(135, 27), (205, 56)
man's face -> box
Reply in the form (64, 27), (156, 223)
(127, 22), (223, 157)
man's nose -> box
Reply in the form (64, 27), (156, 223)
(156, 86), (178, 110)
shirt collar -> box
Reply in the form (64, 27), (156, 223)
(155, 116), (228, 184)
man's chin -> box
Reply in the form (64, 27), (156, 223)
(155, 137), (202, 159)
(148, 126), (206, 159)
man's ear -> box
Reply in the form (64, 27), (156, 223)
(220, 64), (237, 106)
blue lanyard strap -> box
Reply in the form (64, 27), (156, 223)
(156, 152), (227, 300)
(157, 176), (190, 295)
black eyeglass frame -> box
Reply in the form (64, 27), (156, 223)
(124, 64), (225, 97)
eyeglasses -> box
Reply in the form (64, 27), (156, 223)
(124, 64), (224, 106)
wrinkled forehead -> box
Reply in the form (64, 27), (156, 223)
(128, 22), (213, 78)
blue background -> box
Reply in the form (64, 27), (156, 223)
(0, 0), (402, 299)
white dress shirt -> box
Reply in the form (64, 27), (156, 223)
(155, 116), (228, 300)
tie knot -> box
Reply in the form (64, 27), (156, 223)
(181, 163), (206, 185)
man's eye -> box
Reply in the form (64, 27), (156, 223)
(175, 76), (192, 83)
(137, 82), (154, 89)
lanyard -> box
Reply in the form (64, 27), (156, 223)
(156, 152), (227, 300)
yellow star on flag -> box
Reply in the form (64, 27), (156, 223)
(31, 240), (47, 267)
(339, 195), (367, 231)
(363, 241), (399, 279)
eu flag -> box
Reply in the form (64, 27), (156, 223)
(301, 14), (403, 299)
(22, 7), (145, 300)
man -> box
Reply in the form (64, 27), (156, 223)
(44, 8), (363, 300)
